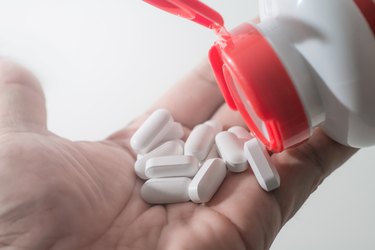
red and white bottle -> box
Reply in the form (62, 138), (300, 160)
(143, 0), (375, 152)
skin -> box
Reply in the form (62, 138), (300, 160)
(0, 59), (357, 250)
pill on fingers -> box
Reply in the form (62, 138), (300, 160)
(137, 154), (144, 160)
(228, 126), (253, 142)
(145, 155), (199, 178)
(204, 120), (223, 133)
(134, 140), (184, 179)
(161, 122), (184, 142)
(130, 109), (173, 154)
(215, 131), (248, 173)
(244, 138), (280, 191)
(185, 123), (217, 161)
(141, 177), (191, 204)
(205, 144), (220, 161)
(189, 158), (227, 203)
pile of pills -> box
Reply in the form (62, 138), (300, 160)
(130, 109), (280, 204)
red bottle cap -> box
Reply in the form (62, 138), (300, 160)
(354, 0), (375, 36)
(143, 0), (310, 152)
(143, 0), (224, 30)
(209, 23), (310, 152)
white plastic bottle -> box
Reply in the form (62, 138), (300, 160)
(143, 0), (375, 152)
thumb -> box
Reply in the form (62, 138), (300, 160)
(0, 59), (47, 132)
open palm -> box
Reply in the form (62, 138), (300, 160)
(0, 59), (356, 250)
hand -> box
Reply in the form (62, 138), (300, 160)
(0, 59), (356, 250)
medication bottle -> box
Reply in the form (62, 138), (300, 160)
(144, 0), (375, 152)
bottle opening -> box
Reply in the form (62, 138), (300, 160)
(209, 23), (311, 152)
(223, 65), (271, 143)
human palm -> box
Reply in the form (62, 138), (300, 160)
(0, 60), (356, 250)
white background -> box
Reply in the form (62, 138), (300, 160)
(0, 0), (374, 249)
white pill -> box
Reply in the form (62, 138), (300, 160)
(185, 123), (217, 161)
(228, 126), (253, 142)
(204, 120), (223, 133)
(145, 155), (199, 178)
(244, 138), (280, 191)
(134, 140), (184, 180)
(141, 177), (191, 204)
(189, 158), (227, 203)
(161, 122), (184, 142)
(205, 144), (220, 161)
(130, 109), (173, 154)
(215, 131), (248, 173)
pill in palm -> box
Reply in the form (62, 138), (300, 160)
(137, 154), (143, 160)
(204, 120), (223, 133)
(189, 158), (227, 203)
(134, 139), (184, 180)
(141, 177), (191, 204)
(132, 109), (280, 205)
(228, 126), (253, 142)
(185, 122), (219, 161)
(161, 121), (184, 142)
(215, 131), (248, 173)
(131, 109), (173, 154)
(145, 155), (199, 178)
(244, 138), (280, 191)
(205, 144), (220, 161)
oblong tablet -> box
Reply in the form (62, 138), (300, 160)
(130, 109), (173, 154)
(145, 155), (199, 178)
(244, 138), (280, 191)
(141, 177), (191, 204)
(228, 126), (253, 142)
(189, 158), (227, 203)
(161, 122), (184, 142)
(215, 131), (248, 173)
(134, 139), (184, 179)
(204, 120), (223, 134)
(185, 123), (217, 161)
(205, 144), (220, 161)
(137, 154), (144, 160)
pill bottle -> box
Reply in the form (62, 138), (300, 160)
(143, 0), (375, 152)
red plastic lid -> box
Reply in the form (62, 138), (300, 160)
(143, 0), (224, 30)
(209, 23), (310, 152)
(143, 0), (310, 152)
(354, 0), (375, 36)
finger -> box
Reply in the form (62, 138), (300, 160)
(109, 60), (224, 143)
(124, 60), (224, 131)
(210, 129), (357, 249)
(149, 60), (224, 129)
(271, 129), (358, 222)
(0, 59), (47, 132)
(210, 103), (246, 130)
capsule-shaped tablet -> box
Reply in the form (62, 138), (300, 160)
(141, 177), (191, 204)
(161, 122), (184, 142)
(215, 131), (248, 173)
(185, 123), (218, 161)
(244, 138), (280, 191)
(130, 109), (173, 154)
(137, 154), (144, 160)
(228, 126), (253, 142)
(145, 155), (199, 178)
(205, 144), (220, 161)
(134, 140), (184, 179)
(189, 158), (227, 203)
(204, 120), (223, 133)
